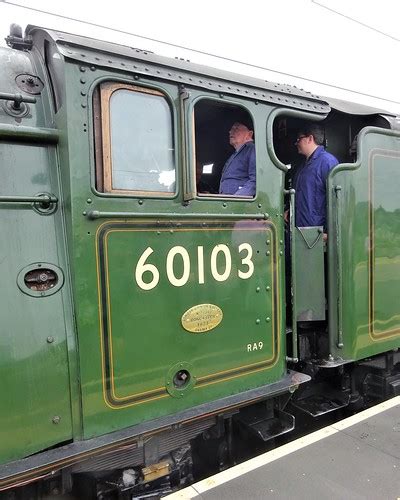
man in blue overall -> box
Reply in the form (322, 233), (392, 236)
(219, 122), (256, 196)
(292, 124), (338, 232)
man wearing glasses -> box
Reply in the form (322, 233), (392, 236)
(290, 124), (338, 233)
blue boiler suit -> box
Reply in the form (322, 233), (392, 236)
(219, 141), (256, 196)
(293, 145), (338, 229)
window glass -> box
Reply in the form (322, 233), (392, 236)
(108, 88), (175, 194)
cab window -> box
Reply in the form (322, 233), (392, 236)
(96, 82), (175, 196)
(193, 99), (255, 197)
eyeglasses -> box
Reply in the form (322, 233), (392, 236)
(295, 135), (308, 144)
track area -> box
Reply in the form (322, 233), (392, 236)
(166, 396), (400, 499)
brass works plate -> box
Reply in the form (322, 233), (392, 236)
(181, 304), (223, 333)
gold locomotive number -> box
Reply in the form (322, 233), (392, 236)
(135, 243), (255, 290)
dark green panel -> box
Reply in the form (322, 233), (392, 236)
(0, 143), (73, 464)
(294, 227), (325, 321)
(328, 129), (400, 361)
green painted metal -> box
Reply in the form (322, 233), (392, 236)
(294, 227), (325, 321)
(61, 65), (287, 438)
(0, 46), (76, 465)
(327, 127), (400, 362)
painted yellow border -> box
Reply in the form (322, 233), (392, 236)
(368, 148), (400, 342)
(95, 219), (281, 409)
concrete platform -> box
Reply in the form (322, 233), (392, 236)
(166, 396), (400, 499)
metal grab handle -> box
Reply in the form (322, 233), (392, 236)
(334, 185), (343, 348)
(0, 195), (57, 204)
(287, 188), (298, 362)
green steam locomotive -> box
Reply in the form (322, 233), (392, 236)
(0, 23), (399, 499)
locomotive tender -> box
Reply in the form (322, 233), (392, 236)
(0, 24), (399, 498)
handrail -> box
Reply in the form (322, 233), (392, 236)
(86, 210), (269, 220)
(287, 188), (298, 362)
(334, 185), (344, 348)
(0, 124), (59, 143)
(0, 195), (58, 204)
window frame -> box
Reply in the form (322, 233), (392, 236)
(99, 81), (177, 198)
(190, 95), (257, 200)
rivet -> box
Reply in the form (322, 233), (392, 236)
(52, 416), (61, 424)
(266, 317), (271, 322)
(87, 198), (92, 204)
(138, 200), (143, 205)
(258, 203), (262, 208)
(82, 211), (87, 216)
(256, 287), (260, 292)
(266, 286), (271, 291)
(157, 231), (161, 235)
(222, 203), (227, 208)
(266, 240), (270, 245)
(90, 66), (96, 71)
(47, 336), (54, 343)
(266, 251), (270, 256)
(279, 240), (283, 245)
(279, 250), (283, 255)
(79, 66), (86, 72)
(80, 78), (86, 84)
(134, 75), (139, 80)
(81, 91), (86, 96)
(81, 103), (87, 108)
(265, 213), (269, 219)
(170, 230), (174, 234)
(256, 319), (261, 324)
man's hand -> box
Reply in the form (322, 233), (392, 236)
(284, 209), (289, 223)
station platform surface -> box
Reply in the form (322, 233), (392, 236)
(166, 396), (400, 499)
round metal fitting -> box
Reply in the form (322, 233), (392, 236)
(32, 192), (57, 215)
(2, 99), (30, 117)
(17, 263), (64, 298)
(166, 361), (196, 398)
(15, 74), (44, 95)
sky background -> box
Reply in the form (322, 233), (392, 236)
(1, 0), (400, 113)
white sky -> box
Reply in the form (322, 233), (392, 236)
(1, 0), (400, 113)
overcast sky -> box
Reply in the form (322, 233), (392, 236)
(1, 0), (400, 113)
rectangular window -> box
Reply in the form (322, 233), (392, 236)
(98, 82), (176, 196)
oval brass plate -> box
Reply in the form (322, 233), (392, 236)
(181, 304), (223, 333)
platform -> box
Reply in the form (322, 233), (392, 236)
(166, 396), (400, 499)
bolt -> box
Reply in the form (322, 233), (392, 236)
(27, 77), (35, 86)
(47, 336), (54, 343)
(52, 416), (61, 424)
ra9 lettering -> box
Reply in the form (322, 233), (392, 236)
(135, 243), (255, 290)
